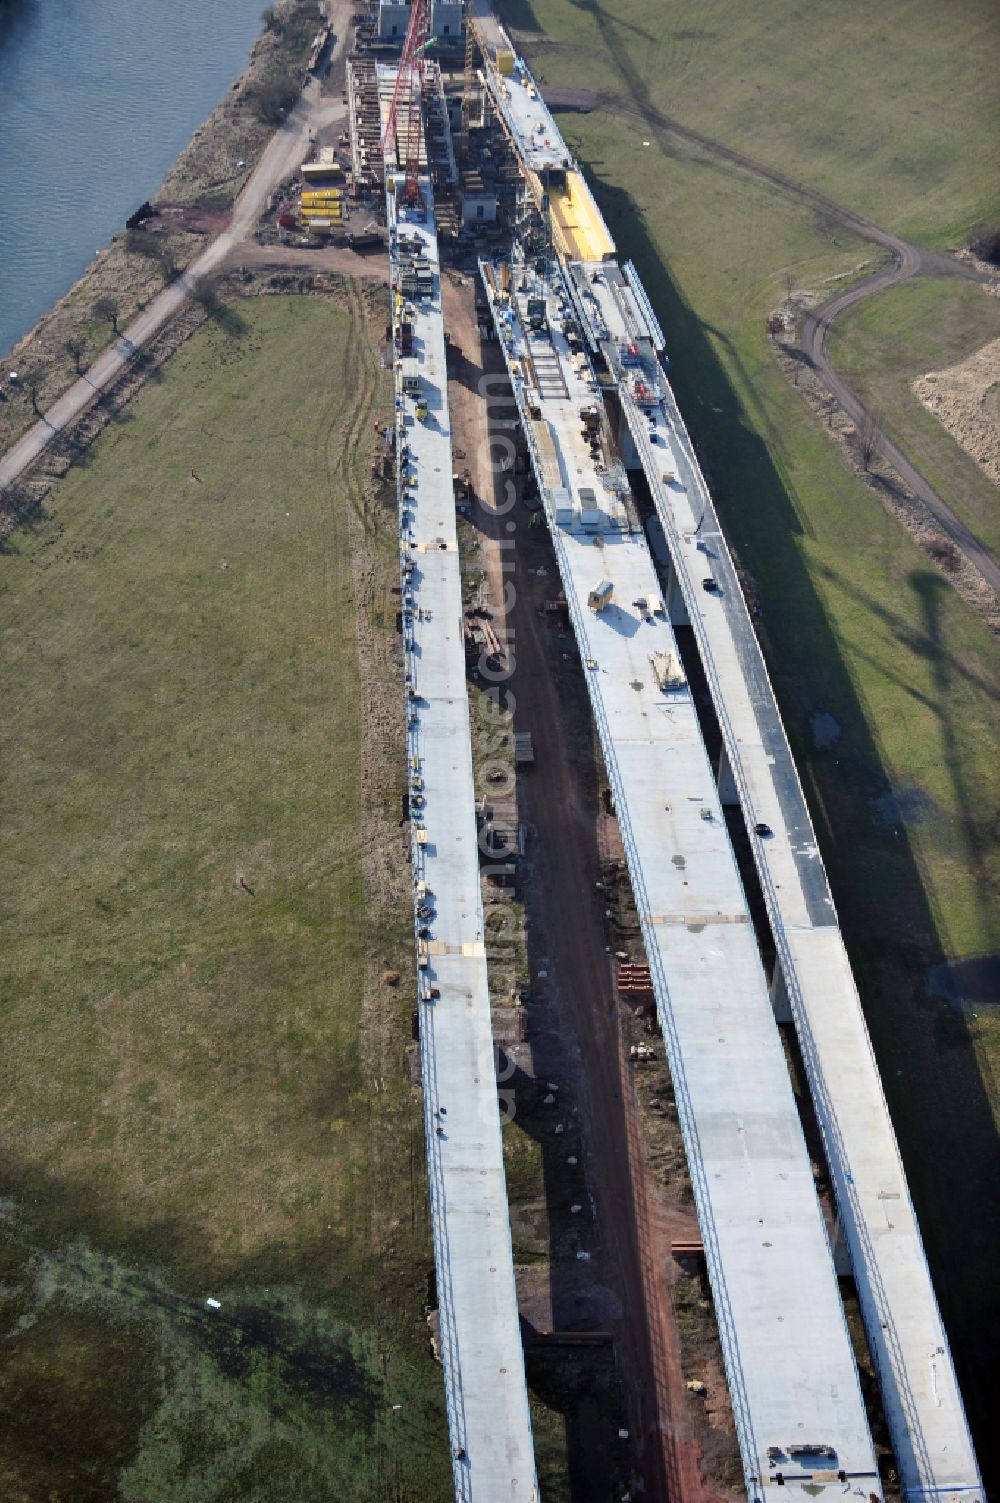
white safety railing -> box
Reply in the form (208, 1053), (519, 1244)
(392, 228), (537, 1501)
(392, 331), (472, 1498)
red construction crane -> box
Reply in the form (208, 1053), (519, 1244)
(380, 0), (431, 206)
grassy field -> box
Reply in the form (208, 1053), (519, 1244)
(499, 0), (1000, 1478)
(828, 278), (1000, 559)
(0, 294), (451, 1501)
(504, 0), (998, 246)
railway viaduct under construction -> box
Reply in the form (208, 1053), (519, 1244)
(372, 2), (985, 1499)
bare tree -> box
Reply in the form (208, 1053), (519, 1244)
(126, 228), (178, 284)
(65, 336), (87, 374)
(969, 222), (1000, 266)
(926, 537), (957, 568)
(93, 295), (120, 334)
(858, 408), (884, 472)
(246, 69), (299, 123)
(191, 273), (222, 312)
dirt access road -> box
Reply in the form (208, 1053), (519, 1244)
(443, 272), (730, 1503)
(543, 82), (1000, 596)
(223, 242), (387, 281)
(0, 0), (356, 498)
(801, 271), (1000, 596)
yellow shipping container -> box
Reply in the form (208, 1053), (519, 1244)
(496, 49), (515, 76)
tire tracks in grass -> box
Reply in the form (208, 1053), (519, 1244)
(330, 281), (380, 542)
(329, 280), (420, 1284)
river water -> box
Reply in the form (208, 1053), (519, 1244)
(0, 0), (269, 359)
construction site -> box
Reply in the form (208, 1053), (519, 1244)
(296, 3), (986, 1501)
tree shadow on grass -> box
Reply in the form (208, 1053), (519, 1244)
(582, 170), (1000, 1485)
(495, 0), (542, 33)
(208, 300), (250, 340)
(0, 488), (50, 538)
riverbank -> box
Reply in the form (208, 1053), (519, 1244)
(0, 0), (324, 457)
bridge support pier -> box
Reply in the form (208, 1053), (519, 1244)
(666, 562), (689, 626)
(617, 416), (639, 469)
(716, 743), (738, 806)
(828, 1213), (855, 1277)
(769, 961), (793, 1024)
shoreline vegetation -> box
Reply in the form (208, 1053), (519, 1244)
(0, 0), (323, 457)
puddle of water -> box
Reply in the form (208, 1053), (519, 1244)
(925, 954), (1000, 1008)
(810, 710), (842, 749)
(869, 782), (938, 828)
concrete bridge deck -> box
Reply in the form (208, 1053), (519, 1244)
(469, 17), (983, 1495)
(591, 260), (983, 1503)
(481, 258), (883, 1503)
(388, 173), (538, 1502)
